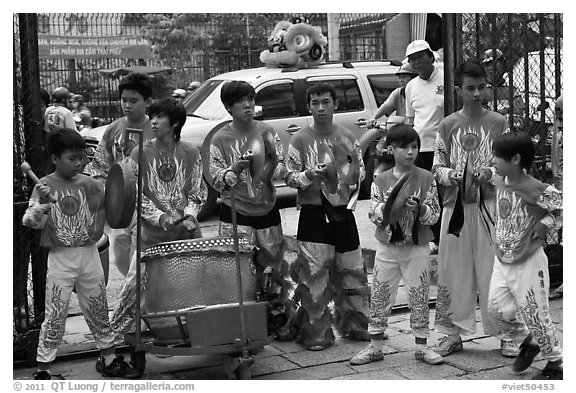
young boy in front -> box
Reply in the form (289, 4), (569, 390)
(209, 80), (294, 340)
(350, 125), (441, 365)
(109, 98), (206, 375)
(285, 82), (370, 351)
(22, 128), (121, 379)
(84, 72), (154, 278)
(488, 131), (563, 380)
(428, 60), (519, 362)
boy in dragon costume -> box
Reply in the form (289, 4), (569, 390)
(23, 128), (119, 379)
(285, 82), (370, 350)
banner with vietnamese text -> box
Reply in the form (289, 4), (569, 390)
(38, 35), (152, 60)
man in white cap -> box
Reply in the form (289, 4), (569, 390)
(481, 48), (524, 122)
(404, 40), (444, 172)
(404, 39), (444, 250)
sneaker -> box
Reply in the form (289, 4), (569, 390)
(532, 360), (563, 380)
(101, 356), (142, 379)
(512, 334), (541, 372)
(95, 353), (105, 373)
(350, 344), (384, 365)
(415, 347), (444, 365)
(501, 340), (520, 358)
(432, 335), (463, 357)
(33, 371), (51, 380)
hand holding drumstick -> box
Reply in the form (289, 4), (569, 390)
(20, 162), (57, 203)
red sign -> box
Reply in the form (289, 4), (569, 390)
(38, 35), (152, 60)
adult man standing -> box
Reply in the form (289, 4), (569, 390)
(404, 39), (445, 249)
(404, 40), (445, 172)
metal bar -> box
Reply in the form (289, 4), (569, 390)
(442, 13), (456, 115)
(132, 128), (144, 348)
(229, 186), (248, 349)
(522, 14), (530, 120)
(507, 14), (515, 119)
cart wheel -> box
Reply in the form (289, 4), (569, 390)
(130, 348), (146, 374)
(234, 363), (251, 380)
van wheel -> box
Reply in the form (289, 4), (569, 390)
(197, 177), (218, 222)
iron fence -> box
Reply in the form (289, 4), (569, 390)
(456, 13), (562, 185)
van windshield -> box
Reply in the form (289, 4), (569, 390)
(182, 80), (228, 120)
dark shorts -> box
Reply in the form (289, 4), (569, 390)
(219, 203), (281, 230)
(297, 205), (360, 253)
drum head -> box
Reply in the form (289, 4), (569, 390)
(105, 161), (137, 229)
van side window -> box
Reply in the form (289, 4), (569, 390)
(367, 75), (398, 107)
(255, 83), (298, 119)
(305, 79), (364, 113)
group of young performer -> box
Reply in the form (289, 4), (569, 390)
(23, 39), (562, 381)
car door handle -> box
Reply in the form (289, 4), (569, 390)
(354, 119), (368, 127)
(285, 125), (301, 134)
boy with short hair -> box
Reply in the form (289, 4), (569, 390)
(350, 125), (441, 365)
(108, 98), (206, 376)
(209, 80), (294, 340)
(22, 128), (118, 380)
(427, 60), (518, 362)
(488, 131), (563, 380)
(85, 72), (154, 278)
(285, 82), (370, 350)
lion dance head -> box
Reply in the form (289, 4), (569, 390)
(260, 18), (328, 68)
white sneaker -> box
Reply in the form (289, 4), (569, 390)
(415, 347), (444, 365)
(350, 344), (384, 365)
(501, 340), (520, 358)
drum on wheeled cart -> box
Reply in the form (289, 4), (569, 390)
(114, 124), (271, 380)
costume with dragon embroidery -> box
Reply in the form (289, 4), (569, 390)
(285, 123), (370, 349)
(23, 172), (115, 365)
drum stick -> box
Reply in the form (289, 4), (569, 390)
(20, 162), (57, 203)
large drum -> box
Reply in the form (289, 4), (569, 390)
(142, 236), (257, 314)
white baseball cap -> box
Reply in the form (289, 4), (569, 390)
(405, 40), (432, 59)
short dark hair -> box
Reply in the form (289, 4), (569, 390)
(148, 98), (187, 142)
(220, 80), (255, 108)
(46, 127), (86, 157)
(492, 131), (535, 170)
(118, 72), (153, 100)
(386, 124), (421, 151)
(455, 60), (487, 87)
(40, 88), (50, 107)
(306, 82), (337, 105)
